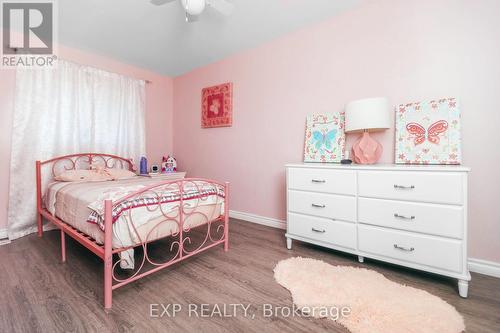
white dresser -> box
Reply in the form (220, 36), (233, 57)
(285, 163), (470, 297)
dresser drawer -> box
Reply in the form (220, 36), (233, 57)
(288, 168), (356, 195)
(288, 213), (356, 249)
(358, 225), (462, 273)
(288, 190), (356, 222)
(358, 171), (463, 205)
(358, 198), (463, 239)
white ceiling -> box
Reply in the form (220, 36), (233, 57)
(58, 0), (361, 77)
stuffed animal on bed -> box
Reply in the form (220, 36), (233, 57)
(161, 155), (177, 173)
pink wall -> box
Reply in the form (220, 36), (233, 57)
(173, 0), (500, 262)
(0, 45), (174, 230)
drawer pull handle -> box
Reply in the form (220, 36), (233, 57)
(394, 213), (415, 220)
(311, 203), (326, 208)
(394, 244), (415, 252)
(311, 179), (326, 183)
(312, 228), (326, 233)
(394, 184), (415, 190)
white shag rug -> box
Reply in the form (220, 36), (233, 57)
(274, 257), (465, 333)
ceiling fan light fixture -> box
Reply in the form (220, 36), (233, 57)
(181, 0), (206, 16)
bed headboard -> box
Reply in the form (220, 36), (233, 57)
(35, 153), (135, 211)
(38, 153), (134, 177)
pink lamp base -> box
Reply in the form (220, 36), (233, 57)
(351, 131), (383, 164)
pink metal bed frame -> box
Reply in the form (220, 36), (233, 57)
(36, 153), (229, 309)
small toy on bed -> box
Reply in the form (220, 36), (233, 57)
(161, 155), (177, 173)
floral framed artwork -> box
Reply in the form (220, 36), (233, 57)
(304, 113), (346, 163)
(201, 82), (233, 128)
(395, 98), (461, 164)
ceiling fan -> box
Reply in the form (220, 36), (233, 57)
(151, 0), (234, 22)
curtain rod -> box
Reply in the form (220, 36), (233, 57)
(59, 58), (153, 84)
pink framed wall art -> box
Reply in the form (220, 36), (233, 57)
(201, 82), (233, 128)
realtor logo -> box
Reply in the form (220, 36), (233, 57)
(1, 0), (57, 68)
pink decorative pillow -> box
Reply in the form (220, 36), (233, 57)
(55, 169), (113, 182)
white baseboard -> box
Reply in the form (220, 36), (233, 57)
(0, 228), (10, 245)
(228, 211), (500, 279)
(468, 258), (500, 278)
(229, 210), (286, 230)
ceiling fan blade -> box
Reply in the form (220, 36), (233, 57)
(206, 0), (234, 16)
(150, 0), (176, 6)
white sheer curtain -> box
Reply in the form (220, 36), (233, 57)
(8, 60), (146, 239)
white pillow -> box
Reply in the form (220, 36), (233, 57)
(105, 168), (137, 180)
(55, 169), (113, 182)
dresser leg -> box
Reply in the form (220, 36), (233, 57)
(458, 279), (469, 298)
(358, 256), (364, 263)
(286, 237), (292, 250)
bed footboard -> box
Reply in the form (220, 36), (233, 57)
(102, 178), (230, 309)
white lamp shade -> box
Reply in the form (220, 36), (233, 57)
(345, 97), (391, 133)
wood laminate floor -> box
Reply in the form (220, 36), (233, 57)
(0, 219), (499, 332)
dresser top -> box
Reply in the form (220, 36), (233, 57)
(286, 163), (470, 172)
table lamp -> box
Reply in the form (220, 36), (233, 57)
(345, 97), (390, 164)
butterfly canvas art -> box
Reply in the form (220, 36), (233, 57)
(395, 98), (461, 164)
(304, 113), (345, 163)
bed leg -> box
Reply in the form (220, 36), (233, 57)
(224, 215), (229, 252)
(224, 182), (229, 252)
(104, 199), (113, 309)
(37, 213), (43, 237)
(60, 229), (66, 263)
(104, 257), (112, 309)
(36, 161), (43, 237)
